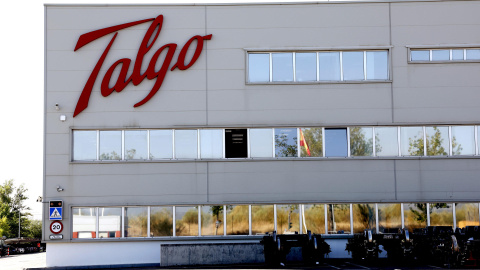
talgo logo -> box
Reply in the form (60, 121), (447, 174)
(73, 15), (212, 117)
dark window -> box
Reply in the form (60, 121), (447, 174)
(325, 128), (348, 157)
(225, 129), (248, 158)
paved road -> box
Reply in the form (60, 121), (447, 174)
(0, 252), (46, 270)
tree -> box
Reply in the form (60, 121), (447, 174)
(350, 127), (374, 156)
(408, 127), (456, 156)
(0, 179), (31, 238)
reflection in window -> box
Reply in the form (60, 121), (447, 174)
(174, 130), (198, 159)
(250, 129), (273, 158)
(99, 131), (122, 160)
(295, 53), (316, 82)
(400, 127), (424, 156)
(226, 205), (249, 235)
(248, 53), (269, 82)
(124, 130), (148, 160)
(366, 51), (388, 80)
(350, 127), (373, 156)
(378, 204), (401, 232)
(375, 127), (398, 156)
(430, 203), (453, 226)
(343, 51), (364, 81)
(327, 204), (350, 234)
(150, 206), (173, 237)
(125, 207), (147, 237)
(272, 53), (293, 82)
(325, 128), (348, 157)
(150, 130), (173, 159)
(252, 205), (274, 235)
(451, 126), (475, 155)
(455, 203), (479, 228)
(200, 129), (223, 159)
(201, 206), (224, 236)
(277, 205), (299, 234)
(319, 52), (341, 81)
(353, 204), (375, 233)
(425, 127), (449, 156)
(300, 128), (323, 157)
(73, 131), (97, 160)
(72, 207), (96, 239)
(175, 206), (198, 236)
(404, 203), (427, 232)
(275, 128), (297, 157)
(303, 204), (325, 234)
(98, 207), (122, 238)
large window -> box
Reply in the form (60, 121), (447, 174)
(248, 50), (389, 83)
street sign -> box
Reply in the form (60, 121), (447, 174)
(49, 200), (63, 220)
(50, 221), (63, 234)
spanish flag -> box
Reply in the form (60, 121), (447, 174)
(299, 129), (311, 156)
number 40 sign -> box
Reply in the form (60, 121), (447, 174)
(50, 221), (63, 234)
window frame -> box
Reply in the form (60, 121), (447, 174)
(408, 45), (480, 63)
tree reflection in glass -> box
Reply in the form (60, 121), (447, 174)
(125, 207), (148, 237)
(353, 204), (375, 233)
(455, 203), (479, 228)
(350, 127), (373, 156)
(275, 128), (297, 157)
(175, 206), (198, 236)
(378, 204), (401, 232)
(430, 203), (453, 226)
(303, 204), (325, 234)
(400, 127), (424, 156)
(226, 205), (249, 235)
(99, 131), (122, 160)
(404, 203), (427, 231)
(201, 205), (224, 236)
(327, 204), (350, 234)
(277, 205), (299, 234)
(300, 128), (322, 157)
(150, 206), (173, 237)
(252, 205), (274, 235)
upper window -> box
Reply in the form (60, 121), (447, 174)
(410, 48), (480, 62)
(248, 50), (389, 83)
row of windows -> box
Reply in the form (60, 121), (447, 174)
(73, 125), (480, 161)
(247, 50), (389, 83)
(410, 48), (480, 62)
(72, 202), (480, 239)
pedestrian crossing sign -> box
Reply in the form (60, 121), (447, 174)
(49, 200), (63, 220)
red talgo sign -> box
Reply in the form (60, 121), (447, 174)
(73, 15), (212, 117)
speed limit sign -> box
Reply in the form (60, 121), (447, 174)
(50, 221), (63, 234)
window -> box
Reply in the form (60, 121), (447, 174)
(325, 128), (348, 157)
(175, 206), (198, 236)
(201, 206), (224, 236)
(400, 127), (424, 156)
(295, 53), (317, 81)
(375, 127), (398, 156)
(150, 130), (173, 159)
(410, 47), (480, 62)
(251, 205), (274, 235)
(318, 52), (341, 81)
(350, 127), (373, 156)
(200, 129), (223, 159)
(174, 130), (198, 159)
(226, 205), (249, 235)
(451, 126), (475, 155)
(72, 207), (96, 239)
(430, 203), (453, 226)
(272, 53), (293, 82)
(73, 131), (97, 161)
(425, 126), (449, 156)
(275, 128), (297, 157)
(124, 130), (148, 160)
(303, 204), (325, 234)
(225, 129), (248, 158)
(404, 203), (427, 231)
(99, 131), (122, 160)
(366, 51), (388, 80)
(124, 207), (148, 237)
(98, 207), (122, 238)
(353, 204), (376, 233)
(248, 53), (269, 82)
(455, 203), (479, 228)
(327, 204), (350, 234)
(277, 204), (300, 234)
(150, 206), (173, 237)
(249, 129), (273, 158)
(342, 51), (364, 81)
(377, 204), (401, 233)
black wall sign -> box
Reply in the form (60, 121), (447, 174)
(225, 129), (248, 158)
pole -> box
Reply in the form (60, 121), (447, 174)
(18, 211), (21, 238)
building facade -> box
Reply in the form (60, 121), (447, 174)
(44, 1), (480, 267)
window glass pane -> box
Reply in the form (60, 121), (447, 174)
(400, 127), (424, 156)
(404, 203), (427, 232)
(275, 128), (297, 157)
(124, 130), (147, 160)
(366, 51), (388, 80)
(98, 207), (122, 238)
(200, 129), (223, 159)
(425, 126), (449, 156)
(342, 51), (364, 81)
(378, 204), (401, 232)
(327, 204), (350, 234)
(318, 52), (340, 81)
(325, 128), (348, 157)
(431, 50), (450, 61)
(73, 207), (96, 239)
(452, 49), (464, 60)
(455, 203), (479, 228)
(175, 206), (198, 236)
(201, 206), (224, 236)
(248, 53), (269, 82)
(350, 127), (373, 156)
(150, 130), (173, 159)
(303, 204), (326, 234)
(125, 207), (147, 237)
(353, 204), (376, 233)
(150, 206), (173, 237)
(252, 205), (274, 235)
(277, 205), (300, 234)
(430, 203), (453, 226)
(250, 129), (273, 158)
(226, 205), (249, 235)
(272, 53), (293, 82)
(174, 130), (197, 159)
(410, 50), (429, 61)
(466, 49), (480, 60)
(300, 128), (323, 157)
(73, 131), (97, 160)
(375, 127), (398, 156)
(99, 131), (122, 160)
(225, 129), (248, 158)
(295, 53), (316, 82)
(451, 126), (475, 155)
